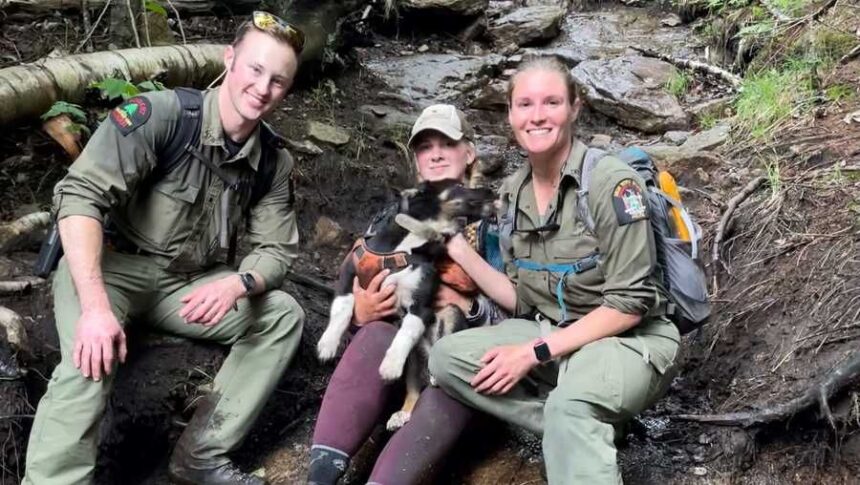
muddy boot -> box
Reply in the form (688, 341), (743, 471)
(167, 459), (265, 485)
(168, 395), (265, 485)
(307, 446), (350, 485)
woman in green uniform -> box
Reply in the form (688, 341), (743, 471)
(428, 56), (681, 485)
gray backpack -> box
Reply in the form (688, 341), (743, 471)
(579, 147), (711, 334)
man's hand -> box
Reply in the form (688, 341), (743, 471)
(73, 308), (127, 381)
(179, 275), (245, 326)
(470, 343), (539, 395)
(434, 283), (472, 314)
(353, 270), (397, 326)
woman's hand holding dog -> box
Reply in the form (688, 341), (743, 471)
(353, 270), (398, 325)
(471, 343), (539, 395)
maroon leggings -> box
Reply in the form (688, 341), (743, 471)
(310, 321), (473, 485)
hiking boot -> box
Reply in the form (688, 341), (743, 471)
(167, 459), (265, 485)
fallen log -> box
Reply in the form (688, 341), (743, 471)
(0, 0), (259, 15)
(0, 44), (225, 126)
(672, 351), (860, 429)
(0, 211), (52, 253)
(0, 0), (367, 126)
(0, 277), (46, 295)
(629, 45), (743, 91)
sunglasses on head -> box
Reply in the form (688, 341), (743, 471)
(252, 11), (306, 54)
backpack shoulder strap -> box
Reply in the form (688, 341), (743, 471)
(577, 147), (607, 233)
(157, 87), (204, 176)
(249, 121), (285, 208)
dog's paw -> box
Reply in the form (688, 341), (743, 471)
(386, 411), (412, 431)
(316, 332), (341, 361)
(378, 355), (405, 381)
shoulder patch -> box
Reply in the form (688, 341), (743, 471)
(612, 178), (648, 225)
(109, 96), (152, 136)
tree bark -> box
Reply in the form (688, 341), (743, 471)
(0, 0), (260, 15)
(0, 44), (224, 126)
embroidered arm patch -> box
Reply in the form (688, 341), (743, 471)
(612, 178), (648, 225)
(109, 96), (152, 136)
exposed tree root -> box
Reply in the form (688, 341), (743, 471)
(629, 45), (743, 90)
(0, 211), (51, 254)
(673, 351), (860, 429)
(711, 176), (767, 282)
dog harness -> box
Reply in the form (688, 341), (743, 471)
(351, 238), (478, 295)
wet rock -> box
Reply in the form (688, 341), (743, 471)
(661, 13), (683, 26)
(363, 54), (503, 105)
(682, 123), (730, 152)
(590, 134), (612, 148)
(470, 80), (508, 111)
(526, 10), (697, 72)
(401, 0), (488, 16)
(285, 139), (323, 156)
(488, 6), (566, 47)
(663, 130), (691, 145)
(313, 216), (345, 248)
(358, 105), (417, 133)
(459, 15), (488, 41)
(476, 135), (508, 175)
(524, 0), (570, 6)
(572, 56), (689, 133)
(688, 95), (733, 121)
(487, 0), (516, 18)
(417, 44), (429, 53)
(307, 121), (350, 146)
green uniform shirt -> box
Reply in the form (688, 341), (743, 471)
(498, 139), (669, 328)
(53, 87), (299, 289)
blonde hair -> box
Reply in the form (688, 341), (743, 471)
(506, 56), (579, 107)
(232, 20), (301, 54)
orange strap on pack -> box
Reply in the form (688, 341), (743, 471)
(657, 171), (691, 242)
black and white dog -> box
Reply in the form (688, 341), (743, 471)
(317, 179), (495, 428)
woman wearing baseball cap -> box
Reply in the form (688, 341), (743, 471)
(307, 105), (506, 485)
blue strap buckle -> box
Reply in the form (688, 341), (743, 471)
(513, 253), (599, 322)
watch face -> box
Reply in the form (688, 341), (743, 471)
(534, 342), (551, 363)
(241, 273), (256, 292)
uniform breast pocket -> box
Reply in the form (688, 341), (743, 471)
(551, 237), (603, 307)
(132, 183), (200, 250)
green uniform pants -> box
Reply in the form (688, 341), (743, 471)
(23, 251), (305, 485)
(429, 318), (679, 485)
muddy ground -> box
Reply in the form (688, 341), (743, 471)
(1, 2), (860, 484)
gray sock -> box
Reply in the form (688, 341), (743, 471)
(307, 445), (350, 485)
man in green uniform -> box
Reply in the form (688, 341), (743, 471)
(430, 138), (681, 484)
(24, 12), (306, 485)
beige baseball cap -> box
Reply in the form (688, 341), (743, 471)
(408, 104), (475, 147)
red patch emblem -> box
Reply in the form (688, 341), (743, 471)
(110, 96), (151, 136)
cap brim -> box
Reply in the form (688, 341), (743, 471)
(408, 124), (464, 147)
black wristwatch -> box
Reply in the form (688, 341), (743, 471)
(533, 338), (552, 363)
(239, 272), (256, 295)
